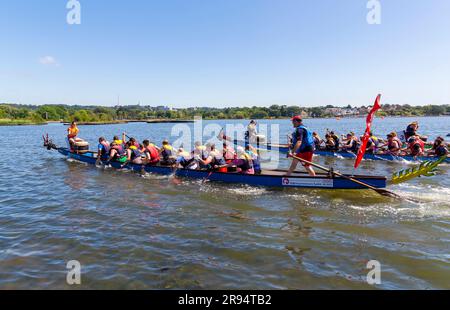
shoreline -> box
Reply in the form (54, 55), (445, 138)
(1, 115), (449, 127)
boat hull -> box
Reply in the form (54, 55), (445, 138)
(56, 148), (387, 190)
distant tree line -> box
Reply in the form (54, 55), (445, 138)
(1, 103), (449, 123)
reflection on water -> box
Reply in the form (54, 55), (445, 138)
(0, 117), (449, 289)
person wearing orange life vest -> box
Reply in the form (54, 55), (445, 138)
(407, 135), (425, 157)
(67, 121), (79, 149)
(142, 140), (160, 165)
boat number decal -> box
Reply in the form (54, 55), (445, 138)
(282, 178), (334, 188)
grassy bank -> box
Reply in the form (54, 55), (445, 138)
(0, 119), (47, 126)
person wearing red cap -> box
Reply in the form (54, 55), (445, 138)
(286, 116), (316, 176)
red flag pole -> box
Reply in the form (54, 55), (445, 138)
(354, 94), (382, 169)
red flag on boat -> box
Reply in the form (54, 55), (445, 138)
(354, 94), (382, 169)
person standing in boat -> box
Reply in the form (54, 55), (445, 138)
(245, 120), (258, 145)
(67, 121), (79, 149)
(286, 116), (316, 177)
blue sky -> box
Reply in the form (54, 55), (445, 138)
(1, 0), (450, 107)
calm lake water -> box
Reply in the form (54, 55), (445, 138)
(0, 116), (449, 289)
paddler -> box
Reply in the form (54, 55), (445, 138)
(67, 121), (79, 150)
(324, 134), (336, 151)
(428, 137), (449, 157)
(159, 140), (176, 165)
(341, 132), (360, 153)
(197, 144), (227, 170)
(225, 146), (254, 175)
(142, 140), (160, 165)
(312, 132), (323, 150)
(96, 137), (110, 164)
(192, 141), (208, 161)
(245, 145), (262, 175)
(109, 141), (127, 164)
(286, 116), (316, 177)
(176, 148), (197, 169)
(222, 142), (237, 163)
(381, 132), (402, 155)
(125, 141), (143, 164)
(329, 131), (340, 151)
(406, 135), (425, 157)
(405, 121), (428, 142)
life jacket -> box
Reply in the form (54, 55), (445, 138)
(238, 153), (253, 171)
(409, 138), (425, 155)
(100, 141), (110, 158)
(346, 138), (359, 152)
(371, 136), (380, 147)
(161, 145), (173, 160)
(223, 146), (236, 161)
(436, 145), (448, 157)
(331, 134), (340, 148)
(68, 126), (79, 139)
(194, 145), (208, 160)
(129, 146), (141, 160)
(313, 136), (321, 148)
(144, 144), (160, 161)
(247, 151), (261, 173)
(209, 150), (226, 166)
(388, 138), (402, 151)
(292, 125), (314, 152)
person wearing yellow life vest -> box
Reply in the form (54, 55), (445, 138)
(159, 140), (176, 165)
(125, 141), (143, 164)
(67, 121), (79, 149)
(192, 141), (208, 161)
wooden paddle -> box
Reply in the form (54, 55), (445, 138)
(288, 154), (402, 199)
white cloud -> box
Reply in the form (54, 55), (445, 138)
(39, 56), (60, 66)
